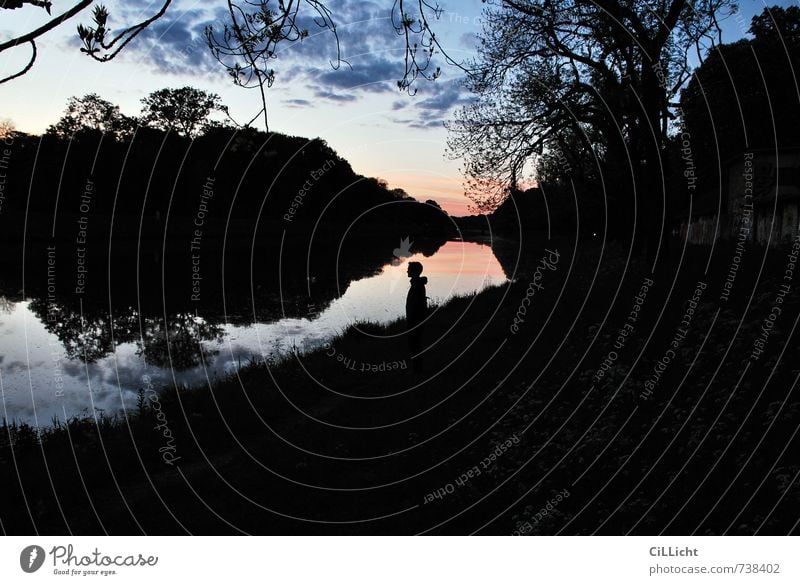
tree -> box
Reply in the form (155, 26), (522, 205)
(392, 187), (409, 198)
(46, 93), (135, 139)
(1, 1), (51, 12)
(203, 1), (465, 131)
(205, 0), (344, 132)
(0, 118), (16, 139)
(0, 2), (172, 84)
(445, 0), (734, 257)
(2, 0), (449, 133)
(749, 4), (800, 43)
(680, 6), (800, 195)
(140, 87), (228, 138)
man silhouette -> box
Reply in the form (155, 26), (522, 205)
(405, 261), (428, 373)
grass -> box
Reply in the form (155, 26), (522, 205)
(1, 237), (799, 535)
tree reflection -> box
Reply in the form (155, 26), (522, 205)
(27, 299), (223, 369)
(137, 313), (223, 370)
(20, 234), (449, 369)
(0, 296), (13, 315)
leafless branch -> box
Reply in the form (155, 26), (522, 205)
(0, 39), (36, 84)
(205, 0), (344, 131)
(0, 0), (92, 83)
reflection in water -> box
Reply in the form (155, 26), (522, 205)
(27, 299), (132, 363)
(138, 314), (225, 370)
(25, 301), (225, 369)
(0, 241), (506, 424)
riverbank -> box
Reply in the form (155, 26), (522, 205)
(1, 238), (798, 534)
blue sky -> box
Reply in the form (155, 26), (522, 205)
(0, 0), (793, 215)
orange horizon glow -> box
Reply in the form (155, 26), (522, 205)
(379, 240), (508, 285)
(378, 172), (477, 217)
(408, 242), (507, 278)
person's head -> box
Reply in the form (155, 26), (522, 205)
(407, 261), (423, 278)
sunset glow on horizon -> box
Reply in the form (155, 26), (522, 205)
(0, 0), (487, 216)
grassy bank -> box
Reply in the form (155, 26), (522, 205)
(2, 237), (799, 534)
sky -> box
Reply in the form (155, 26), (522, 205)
(0, 0), (794, 216)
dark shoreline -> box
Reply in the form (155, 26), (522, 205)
(1, 237), (797, 534)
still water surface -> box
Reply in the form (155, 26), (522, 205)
(0, 241), (507, 424)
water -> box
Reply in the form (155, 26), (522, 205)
(0, 241), (507, 424)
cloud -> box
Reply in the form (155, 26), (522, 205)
(308, 57), (398, 93)
(120, 7), (225, 77)
(416, 81), (473, 111)
(2, 360), (42, 373)
(245, 1), (396, 71)
(122, 2), (401, 86)
(282, 98), (313, 108)
(284, 1), (404, 96)
(386, 78), (474, 129)
(393, 117), (445, 130)
(117, 1), (475, 128)
(459, 31), (480, 50)
(312, 89), (358, 103)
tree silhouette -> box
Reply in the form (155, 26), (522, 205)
(2, 0), (457, 134)
(76, 3), (173, 63)
(424, 199), (441, 210)
(140, 87), (228, 138)
(0, 118), (16, 138)
(46, 93), (135, 140)
(203, 0), (465, 130)
(750, 4), (800, 42)
(680, 6), (800, 195)
(445, 0), (734, 258)
(205, 0), (345, 132)
(391, 0), (469, 92)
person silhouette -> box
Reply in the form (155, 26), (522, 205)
(405, 261), (428, 373)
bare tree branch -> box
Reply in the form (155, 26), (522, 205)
(77, 2), (173, 62)
(445, 0), (734, 212)
(0, 39), (36, 84)
(394, 0), (471, 93)
(1, 0), (172, 85)
(205, 0), (344, 132)
(0, 0), (92, 53)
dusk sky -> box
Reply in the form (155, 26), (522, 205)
(0, 0), (789, 215)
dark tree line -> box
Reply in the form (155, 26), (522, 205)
(7, 1), (788, 260)
(444, 0), (736, 261)
(5, 88), (450, 235)
(463, 4), (800, 255)
(678, 5), (800, 200)
(46, 87), (229, 139)
(0, 89), (453, 368)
